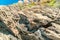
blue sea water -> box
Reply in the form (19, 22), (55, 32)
(0, 0), (18, 5)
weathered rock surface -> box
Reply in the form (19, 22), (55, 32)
(0, 2), (60, 40)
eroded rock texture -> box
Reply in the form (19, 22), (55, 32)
(0, 3), (60, 40)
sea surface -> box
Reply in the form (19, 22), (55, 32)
(0, 0), (18, 5)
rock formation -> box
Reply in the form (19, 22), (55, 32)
(0, 1), (60, 40)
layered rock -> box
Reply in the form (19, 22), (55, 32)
(0, 2), (60, 40)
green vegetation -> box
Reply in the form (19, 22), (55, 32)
(48, 0), (56, 7)
(18, 2), (36, 10)
(26, 2), (36, 7)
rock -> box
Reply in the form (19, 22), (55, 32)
(34, 30), (45, 40)
(0, 1), (60, 40)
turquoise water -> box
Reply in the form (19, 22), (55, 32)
(0, 0), (18, 5)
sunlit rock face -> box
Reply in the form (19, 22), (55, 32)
(0, 0), (18, 5)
